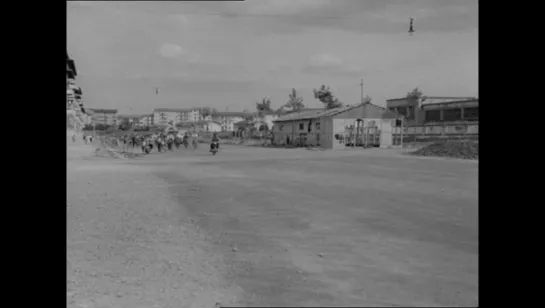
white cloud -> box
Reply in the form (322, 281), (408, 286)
(159, 43), (184, 58)
(308, 53), (343, 67)
(158, 43), (202, 63)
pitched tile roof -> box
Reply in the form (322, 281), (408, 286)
(274, 103), (401, 122)
(212, 111), (252, 117)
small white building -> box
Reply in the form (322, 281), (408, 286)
(201, 121), (222, 132)
(211, 111), (253, 131)
(273, 103), (400, 149)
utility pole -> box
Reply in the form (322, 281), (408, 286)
(360, 79), (364, 103)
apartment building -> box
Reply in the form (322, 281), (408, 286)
(153, 108), (203, 126)
(87, 109), (118, 126)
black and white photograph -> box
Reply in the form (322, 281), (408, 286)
(67, 0), (478, 306)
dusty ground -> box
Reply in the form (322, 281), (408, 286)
(67, 141), (478, 307)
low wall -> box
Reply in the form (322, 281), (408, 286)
(392, 123), (479, 136)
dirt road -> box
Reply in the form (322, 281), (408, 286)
(67, 143), (242, 308)
(67, 143), (478, 307)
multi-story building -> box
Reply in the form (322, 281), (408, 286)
(141, 114), (154, 126)
(153, 108), (203, 126)
(87, 109), (118, 126)
(117, 114), (144, 126)
(386, 96), (478, 125)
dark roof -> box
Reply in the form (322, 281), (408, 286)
(387, 96), (476, 102)
(274, 103), (401, 122)
(421, 98), (478, 107)
(212, 111), (252, 117)
(274, 105), (363, 122)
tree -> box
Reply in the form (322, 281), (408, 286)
(256, 97), (272, 112)
(201, 107), (211, 120)
(118, 122), (133, 131)
(313, 85), (343, 109)
(285, 88), (305, 112)
(362, 95), (372, 104)
(406, 87), (423, 99)
(159, 112), (168, 123)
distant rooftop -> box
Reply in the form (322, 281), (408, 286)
(274, 103), (399, 122)
(153, 108), (190, 113)
(212, 111), (252, 117)
(420, 97), (478, 106)
(387, 96), (477, 101)
(87, 108), (118, 114)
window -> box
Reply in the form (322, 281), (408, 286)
(397, 107), (407, 116)
(299, 123), (304, 130)
(425, 110), (441, 122)
(443, 108), (462, 121)
(279, 124), (284, 131)
(464, 107), (478, 120)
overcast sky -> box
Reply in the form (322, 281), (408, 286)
(67, 0), (478, 114)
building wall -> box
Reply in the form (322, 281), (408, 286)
(141, 115), (153, 126)
(260, 114), (279, 130)
(91, 112), (117, 125)
(204, 122), (222, 132)
(320, 116), (334, 149)
(421, 100), (478, 123)
(386, 98), (421, 125)
(215, 116), (244, 131)
(153, 111), (183, 125)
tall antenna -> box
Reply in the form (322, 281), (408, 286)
(409, 17), (415, 36)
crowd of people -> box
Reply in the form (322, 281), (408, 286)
(99, 130), (213, 155)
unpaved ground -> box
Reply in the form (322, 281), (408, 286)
(67, 143), (242, 308)
(68, 142), (478, 307)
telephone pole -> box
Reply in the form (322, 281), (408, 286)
(360, 79), (364, 103)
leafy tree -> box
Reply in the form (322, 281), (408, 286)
(313, 85), (343, 109)
(406, 87), (423, 99)
(118, 122), (133, 131)
(285, 88), (305, 112)
(256, 97), (272, 112)
(201, 107), (212, 119)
